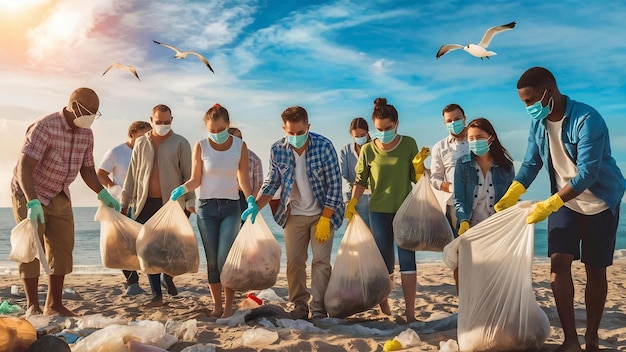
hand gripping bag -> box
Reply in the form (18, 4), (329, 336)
(221, 215), (281, 291)
(324, 214), (392, 318)
(9, 219), (51, 274)
(442, 201), (550, 351)
(393, 176), (454, 252)
(94, 205), (142, 270)
(136, 200), (199, 276)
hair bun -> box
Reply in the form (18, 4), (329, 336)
(373, 97), (387, 109)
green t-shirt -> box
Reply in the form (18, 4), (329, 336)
(355, 135), (418, 213)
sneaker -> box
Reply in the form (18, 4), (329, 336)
(160, 274), (178, 296)
(125, 283), (145, 296)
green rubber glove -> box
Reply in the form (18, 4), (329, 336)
(98, 188), (121, 212)
(527, 194), (564, 224)
(494, 181), (526, 212)
(27, 199), (45, 224)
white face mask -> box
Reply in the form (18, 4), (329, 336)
(73, 114), (96, 129)
(152, 124), (171, 136)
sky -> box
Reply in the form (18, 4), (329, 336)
(0, 0), (625, 207)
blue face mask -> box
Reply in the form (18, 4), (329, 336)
(446, 119), (465, 135)
(208, 129), (229, 144)
(354, 135), (368, 145)
(469, 138), (491, 156)
(374, 128), (396, 144)
(288, 131), (308, 148)
(526, 89), (553, 121)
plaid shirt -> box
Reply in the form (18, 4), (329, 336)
(261, 132), (344, 229)
(248, 149), (263, 197)
(11, 110), (95, 205)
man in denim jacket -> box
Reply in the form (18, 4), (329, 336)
(495, 67), (625, 352)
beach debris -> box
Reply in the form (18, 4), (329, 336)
(76, 314), (128, 329)
(10, 284), (25, 298)
(62, 287), (83, 300)
(180, 343), (217, 352)
(128, 340), (169, 351)
(165, 319), (197, 341)
(383, 339), (402, 351)
(275, 318), (326, 334)
(256, 288), (286, 302)
(102, 63), (140, 81)
(152, 40), (215, 73)
(439, 338), (459, 352)
(0, 300), (23, 315)
(95, 205), (142, 271)
(24, 308), (50, 329)
(216, 308), (250, 327)
(436, 21), (516, 60)
(242, 327), (279, 346)
(245, 304), (291, 322)
(239, 292), (263, 309)
(257, 317), (275, 329)
(72, 320), (176, 352)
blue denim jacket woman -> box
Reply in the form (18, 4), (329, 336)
(453, 118), (515, 234)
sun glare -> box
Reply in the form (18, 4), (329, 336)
(0, 0), (49, 12)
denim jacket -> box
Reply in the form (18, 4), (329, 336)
(454, 153), (515, 225)
(515, 96), (626, 213)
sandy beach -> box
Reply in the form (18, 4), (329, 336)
(1, 260), (625, 351)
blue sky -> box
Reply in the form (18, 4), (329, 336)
(0, 0), (625, 206)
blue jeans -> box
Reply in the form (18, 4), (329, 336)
(197, 199), (241, 283)
(369, 212), (417, 274)
(355, 194), (371, 229)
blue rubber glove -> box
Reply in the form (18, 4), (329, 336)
(241, 195), (259, 224)
(98, 189), (121, 211)
(170, 185), (188, 201)
(26, 199), (45, 224)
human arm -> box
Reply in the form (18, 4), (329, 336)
(238, 143), (259, 223)
(179, 138), (196, 212)
(171, 141), (203, 201)
(339, 145), (352, 202)
(250, 152), (263, 198)
(453, 158), (469, 226)
(16, 153), (45, 223)
(96, 169), (115, 189)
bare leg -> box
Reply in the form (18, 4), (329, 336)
(401, 272), (417, 323)
(583, 264), (607, 351)
(222, 287), (235, 318)
(550, 254), (581, 352)
(44, 275), (76, 317)
(23, 277), (42, 314)
(378, 274), (393, 315)
(209, 283), (223, 317)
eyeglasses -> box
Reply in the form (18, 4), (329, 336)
(75, 100), (102, 119)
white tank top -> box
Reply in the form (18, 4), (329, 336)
(198, 136), (243, 200)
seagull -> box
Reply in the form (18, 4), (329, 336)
(436, 21), (516, 60)
(102, 63), (140, 80)
(152, 40), (215, 73)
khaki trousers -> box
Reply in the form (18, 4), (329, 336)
(12, 193), (74, 278)
(284, 214), (334, 316)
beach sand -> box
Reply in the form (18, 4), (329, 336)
(1, 261), (625, 351)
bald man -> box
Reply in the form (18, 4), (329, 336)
(11, 87), (120, 316)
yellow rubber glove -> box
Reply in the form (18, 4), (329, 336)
(412, 147), (430, 182)
(494, 180), (526, 212)
(383, 339), (402, 352)
(344, 198), (358, 221)
(458, 221), (470, 235)
(314, 216), (332, 243)
(527, 193), (564, 224)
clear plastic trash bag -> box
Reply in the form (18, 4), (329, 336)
(393, 176), (454, 252)
(94, 205), (142, 270)
(324, 214), (392, 318)
(442, 201), (550, 351)
(136, 200), (199, 276)
(9, 219), (50, 274)
(221, 215), (281, 291)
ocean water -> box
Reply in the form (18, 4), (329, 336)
(1, 205), (625, 275)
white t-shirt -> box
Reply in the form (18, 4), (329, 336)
(546, 119), (608, 215)
(290, 150), (321, 216)
(198, 136), (242, 200)
(98, 143), (133, 186)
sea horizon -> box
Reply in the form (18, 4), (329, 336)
(1, 204), (625, 276)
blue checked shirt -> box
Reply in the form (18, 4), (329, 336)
(261, 132), (345, 229)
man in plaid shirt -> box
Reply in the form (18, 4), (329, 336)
(11, 87), (119, 316)
(252, 106), (344, 320)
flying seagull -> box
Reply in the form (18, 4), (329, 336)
(152, 40), (215, 73)
(102, 63), (140, 80)
(436, 21), (516, 60)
